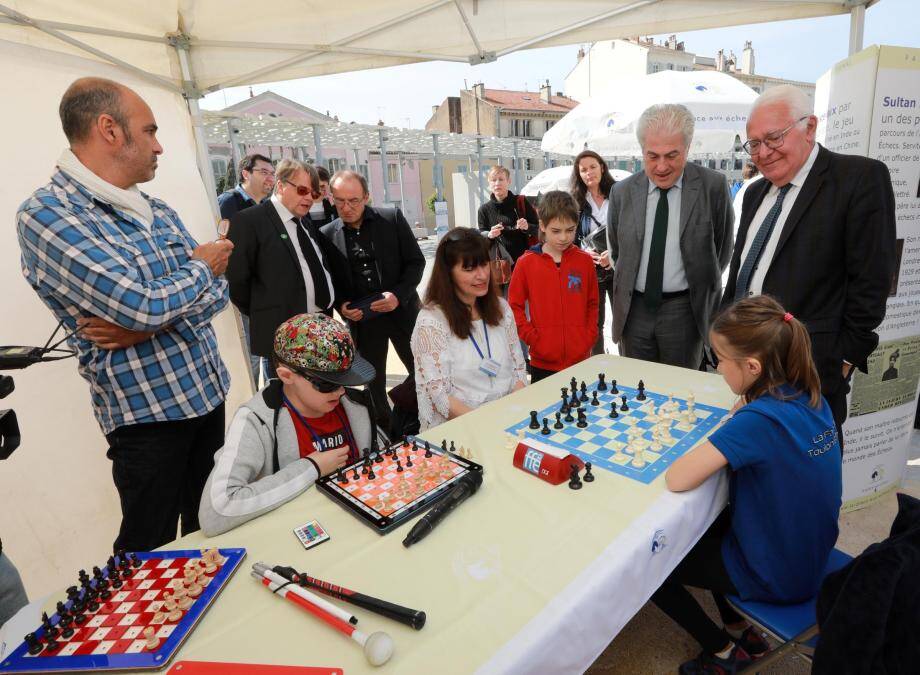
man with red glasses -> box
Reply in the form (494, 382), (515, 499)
(722, 85), (896, 438)
(227, 159), (347, 384)
(199, 313), (377, 535)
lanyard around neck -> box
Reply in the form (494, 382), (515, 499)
(282, 393), (357, 460)
(468, 321), (492, 360)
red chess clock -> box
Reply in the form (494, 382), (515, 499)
(513, 438), (584, 485)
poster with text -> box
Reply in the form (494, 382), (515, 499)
(817, 45), (920, 510)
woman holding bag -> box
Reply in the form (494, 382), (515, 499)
(570, 149), (616, 355)
(412, 228), (526, 430)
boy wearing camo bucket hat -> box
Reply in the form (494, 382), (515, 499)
(199, 313), (377, 535)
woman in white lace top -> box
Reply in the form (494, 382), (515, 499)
(411, 228), (527, 430)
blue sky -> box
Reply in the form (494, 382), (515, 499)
(201, 0), (918, 128)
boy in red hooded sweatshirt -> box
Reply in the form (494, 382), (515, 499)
(508, 191), (599, 382)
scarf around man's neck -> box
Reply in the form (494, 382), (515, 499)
(57, 148), (154, 229)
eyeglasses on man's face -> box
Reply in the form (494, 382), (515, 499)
(333, 196), (366, 208)
(283, 179), (320, 199)
(742, 116), (809, 155)
(252, 167), (275, 177)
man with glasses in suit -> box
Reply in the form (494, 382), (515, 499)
(722, 85), (896, 437)
(227, 159), (347, 384)
(321, 170), (425, 430)
(218, 153), (274, 220)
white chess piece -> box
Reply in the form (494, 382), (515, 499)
(144, 626), (159, 650)
(632, 447), (646, 467)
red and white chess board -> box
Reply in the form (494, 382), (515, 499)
(317, 438), (483, 534)
(1, 548), (246, 673)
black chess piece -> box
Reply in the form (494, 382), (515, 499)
(620, 394), (629, 411)
(637, 379), (647, 401)
(609, 401), (619, 419)
(529, 410), (540, 429)
(424, 441), (433, 458)
(78, 569), (90, 586)
(58, 611), (74, 639)
(541, 417), (551, 435)
(405, 452), (413, 468)
(66, 586), (79, 602)
(560, 393), (569, 414)
(610, 378), (619, 394)
(560, 386), (568, 398)
(338, 468), (348, 484)
(449, 440), (457, 454)
(367, 466), (376, 480)
(373, 450), (383, 463)
(441, 439), (448, 453)
(121, 566), (132, 580)
(25, 632), (43, 655)
(117, 551), (129, 570)
(590, 391), (600, 406)
(579, 382), (588, 402)
(361, 459), (369, 475)
(577, 409), (588, 428)
(352, 466), (360, 480)
(396, 459), (404, 472)
(597, 373), (607, 391)
(73, 606), (87, 625)
(85, 590), (100, 613)
(570, 377), (578, 393)
(564, 406), (574, 423)
(584, 462), (595, 482)
(42, 612), (60, 640)
(554, 411), (564, 429)
(129, 553), (141, 569)
(568, 464), (582, 490)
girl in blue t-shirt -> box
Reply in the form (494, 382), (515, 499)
(653, 295), (842, 675)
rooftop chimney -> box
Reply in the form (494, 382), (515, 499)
(472, 82), (485, 99)
(540, 79), (552, 103)
(432, 104), (439, 115)
(577, 46), (585, 62)
(741, 41), (755, 75)
(716, 49), (725, 72)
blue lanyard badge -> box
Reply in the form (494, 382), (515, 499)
(469, 323), (501, 378)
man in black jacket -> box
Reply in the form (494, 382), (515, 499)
(227, 159), (346, 382)
(723, 85), (896, 436)
(217, 153), (274, 220)
(322, 170), (425, 429)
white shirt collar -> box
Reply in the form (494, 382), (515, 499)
(647, 172), (684, 194)
(771, 142), (819, 193)
(270, 193), (296, 224)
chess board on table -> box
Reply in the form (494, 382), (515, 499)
(1, 548), (246, 673)
(317, 437), (483, 534)
(506, 379), (729, 485)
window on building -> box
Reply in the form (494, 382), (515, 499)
(720, 159), (729, 170)
(734, 158), (743, 170)
(387, 163), (399, 183)
(545, 120), (555, 132)
(328, 157), (344, 173)
(708, 159), (717, 169)
(511, 119), (532, 137)
(525, 159), (534, 171)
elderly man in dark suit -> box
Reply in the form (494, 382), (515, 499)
(322, 170), (425, 429)
(606, 103), (734, 368)
(723, 85), (896, 433)
(226, 158), (346, 381)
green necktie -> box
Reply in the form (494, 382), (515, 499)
(643, 186), (671, 310)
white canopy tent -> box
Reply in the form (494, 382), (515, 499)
(541, 70), (759, 156)
(0, 0), (878, 593)
(521, 165), (634, 196)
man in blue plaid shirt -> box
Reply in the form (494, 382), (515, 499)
(17, 77), (235, 553)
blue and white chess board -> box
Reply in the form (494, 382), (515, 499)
(506, 379), (729, 484)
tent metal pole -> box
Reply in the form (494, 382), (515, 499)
(226, 119), (242, 180)
(352, 148), (360, 171)
(192, 39), (464, 63)
(476, 137), (485, 204)
(432, 133), (444, 202)
(0, 3), (180, 93)
(206, 0), (453, 92)
(848, 3), (866, 55)
(397, 152), (406, 216)
(495, 0), (659, 57)
(378, 128), (391, 204)
(171, 34), (254, 394)
(513, 141), (521, 193)
(312, 124), (325, 168)
(0, 15), (168, 43)
(451, 0), (485, 59)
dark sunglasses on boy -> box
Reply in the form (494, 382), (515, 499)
(276, 357), (344, 393)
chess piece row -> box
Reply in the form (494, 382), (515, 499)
(568, 462), (595, 489)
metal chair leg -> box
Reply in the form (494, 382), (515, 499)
(738, 624), (819, 674)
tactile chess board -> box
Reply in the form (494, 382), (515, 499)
(506, 379), (728, 484)
(1, 549), (246, 673)
(317, 438), (483, 534)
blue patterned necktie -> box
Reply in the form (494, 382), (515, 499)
(733, 184), (792, 301)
